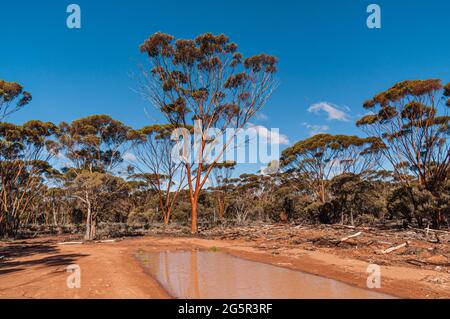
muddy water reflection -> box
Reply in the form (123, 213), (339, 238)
(137, 250), (394, 299)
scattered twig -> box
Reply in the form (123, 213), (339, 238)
(381, 242), (407, 254)
(408, 226), (450, 235)
(58, 241), (83, 245)
(327, 224), (356, 230)
(406, 259), (426, 266)
(340, 231), (362, 242)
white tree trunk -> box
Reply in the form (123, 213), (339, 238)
(84, 193), (92, 240)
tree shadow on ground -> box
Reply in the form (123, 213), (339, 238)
(0, 240), (88, 276)
(0, 253), (88, 276)
(0, 268), (25, 275)
(0, 240), (59, 259)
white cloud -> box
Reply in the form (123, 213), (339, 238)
(123, 152), (137, 162)
(254, 113), (269, 121)
(302, 123), (330, 136)
(247, 123), (290, 145)
(307, 102), (351, 122)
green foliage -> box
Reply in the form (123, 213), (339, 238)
(59, 114), (130, 173)
(387, 183), (449, 228)
(281, 134), (383, 203)
(0, 80), (32, 120)
(357, 79), (450, 227)
(139, 32), (277, 129)
(0, 120), (59, 237)
(3, 73), (449, 237)
(329, 173), (384, 225)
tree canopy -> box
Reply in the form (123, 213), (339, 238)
(139, 32), (278, 233)
(356, 79), (450, 191)
(281, 134), (383, 202)
(0, 80), (32, 120)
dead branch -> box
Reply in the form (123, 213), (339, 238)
(408, 225), (450, 235)
(340, 231), (362, 242)
(381, 242), (407, 254)
(58, 241), (83, 245)
(406, 259), (426, 266)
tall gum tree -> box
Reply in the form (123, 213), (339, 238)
(129, 124), (190, 225)
(356, 79), (450, 227)
(138, 32), (278, 233)
(280, 134), (383, 203)
(58, 115), (130, 240)
(0, 121), (59, 237)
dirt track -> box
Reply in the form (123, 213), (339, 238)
(0, 234), (449, 299)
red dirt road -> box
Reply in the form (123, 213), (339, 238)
(0, 236), (448, 299)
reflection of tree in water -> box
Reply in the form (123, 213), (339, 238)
(187, 250), (200, 298)
(162, 251), (173, 292)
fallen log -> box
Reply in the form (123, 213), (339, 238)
(327, 224), (356, 230)
(381, 242), (407, 254)
(406, 259), (426, 266)
(58, 241), (83, 245)
(340, 231), (362, 242)
(407, 226), (450, 235)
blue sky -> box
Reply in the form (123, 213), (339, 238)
(1, 0), (450, 174)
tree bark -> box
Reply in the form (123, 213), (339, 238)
(319, 180), (326, 203)
(163, 209), (170, 226)
(350, 207), (354, 226)
(45, 208), (49, 226)
(191, 197), (198, 234)
(217, 196), (225, 219)
(90, 213), (97, 240)
(52, 207), (58, 226)
(84, 194), (92, 241)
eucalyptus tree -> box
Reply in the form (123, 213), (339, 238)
(42, 187), (70, 226)
(208, 160), (236, 220)
(229, 172), (281, 223)
(68, 172), (130, 238)
(139, 32), (278, 233)
(0, 121), (59, 237)
(129, 124), (189, 225)
(229, 173), (260, 224)
(281, 134), (383, 203)
(357, 79), (450, 226)
(58, 114), (131, 240)
(0, 80), (32, 120)
(357, 79), (450, 189)
(329, 173), (383, 226)
(58, 115), (130, 173)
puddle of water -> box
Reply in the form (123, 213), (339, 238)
(136, 250), (395, 299)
